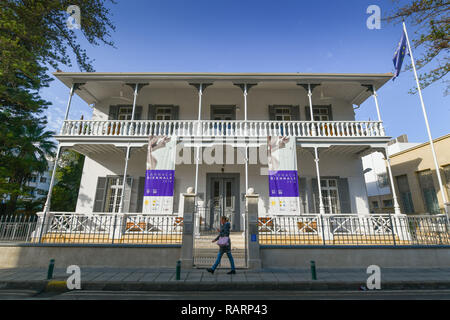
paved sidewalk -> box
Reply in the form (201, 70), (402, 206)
(0, 267), (449, 292)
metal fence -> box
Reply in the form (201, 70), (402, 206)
(0, 213), (183, 245)
(258, 214), (450, 246)
(0, 215), (38, 242)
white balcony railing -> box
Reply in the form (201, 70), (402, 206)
(59, 120), (386, 138)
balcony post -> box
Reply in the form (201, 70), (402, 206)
(363, 84), (385, 136)
(314, 147), (325, 214)
(298, 84), (319, 136)
(118, 144), (131, 214)
(383, 148), (401, 215)
(61, 83), (83, 134)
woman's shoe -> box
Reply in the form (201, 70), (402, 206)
(227, 270), (236, 275)
(207, 268), (215, 274)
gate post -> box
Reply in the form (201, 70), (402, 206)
(180, 187), (196, 268)
(246, 188), (262, 269)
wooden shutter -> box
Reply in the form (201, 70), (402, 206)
(108, 105), (119, 120)
(268, 105), (277, 120)
(291, 105), (300, 121)
(305, 106), (312, 121)
(136, 176), (145, 213)
(148, 105), (156, 120)
(93, 177), (107, 212)
(338, 178), (351, 213)
(298, 177), (308, 214)
(311, 178), (319, 213)
(134, 106), (143, 120)
(171, 105), (179, 120)
(122, 177), (133, 213)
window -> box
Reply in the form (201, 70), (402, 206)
(40, 177), (47, 183)
(371, 201), (379, 209)
(28, 175), (37, 183)
(396, 175), (414, 214)
(275, 107), (291, 121)
(417, 170), (440, 214)
(105, 177), (124, 213)
(313, 107), (330, 121)
(377, 173), (389, 189)
(320, 178), (340, 214)
(118, 106), (133, 120)
(383, 199), (393, 208)
(155, 107), (172, 120)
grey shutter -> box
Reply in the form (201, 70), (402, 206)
(338, 178), (351, 213)
(136, 176), (145, 213)
(305, 106), (312, 121)
(134, 106), (142, 120)
(148, 105), (156, 120)
(291, 105), (300, 121)
(311, 178), (319, 213)
(122, 177), (133, 213)
(298, 177), (308, 214)
(171, 105), (179, 120)
(326, 105), (333, 120)
(108, 105), (119, 120)
(93, 177), (107, 212)
(268, 105), (277, 120)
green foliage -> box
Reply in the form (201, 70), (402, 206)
(0, 0), (115, 214)
(50, 150), (85, 212)
(386, 0), (449, 94)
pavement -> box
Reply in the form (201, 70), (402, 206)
(0, 266), (449, 293)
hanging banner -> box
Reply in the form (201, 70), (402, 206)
(267, 136), (299, 214)
(143, 136), (177, 214)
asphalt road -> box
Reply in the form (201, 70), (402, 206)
(1, 289), (450, 300)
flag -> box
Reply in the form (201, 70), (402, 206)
(392, 30), (410, 80)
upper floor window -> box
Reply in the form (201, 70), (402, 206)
(155, 107), (173, 120)
(275, 107), (291, 121)
(268, 105), (299, 121)
(40, 177), (47, 183)
(118, 106), (133, 120)
(313, 107), (330, 121)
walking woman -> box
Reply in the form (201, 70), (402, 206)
(207, 216), (236, 274)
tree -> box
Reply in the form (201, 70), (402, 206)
(385, 0), (449, 94)
(50, 150), (85, 212)
(0, 0), (116, 214)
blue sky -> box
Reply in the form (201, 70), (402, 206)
(41, 0), (449, 143)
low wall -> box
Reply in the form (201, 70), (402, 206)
(260, 246), (450, 268)
(0, 244), (181, 269)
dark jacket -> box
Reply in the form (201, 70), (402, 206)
(214, 221), (231, 253)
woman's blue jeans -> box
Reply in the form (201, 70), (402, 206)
(211, 251), (236, 271)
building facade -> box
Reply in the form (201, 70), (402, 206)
(45, 72), (401, 232)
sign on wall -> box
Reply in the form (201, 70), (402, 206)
(267, 136), (299, 214)
(143, 136), (177, 214)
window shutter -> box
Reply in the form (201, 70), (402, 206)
(338, 178), (351, 213)
(291, 105), (300, 121)
(326, 105), (333, 120)
(268, 105), (277, 120)
(148, 105), (156, 120)
(311, 178), (319, 213)
(122, 177), (133, 213)
(93, 177), (107, 212)
(305, 106), (312, 121)
(108, 105), (119, 120)
(134, 106), (142, 120)
(171, 105), (179, 120)
(136, 176), (145, 213)
(298, 177), (308, 214)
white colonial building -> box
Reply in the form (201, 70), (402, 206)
(42, 72), (402, 231)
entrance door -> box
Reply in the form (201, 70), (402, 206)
(210, 177), (236, 230)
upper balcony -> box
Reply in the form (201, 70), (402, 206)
(53, 72), (393, 144)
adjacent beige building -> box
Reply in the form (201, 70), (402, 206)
(390, 134), (450, 215)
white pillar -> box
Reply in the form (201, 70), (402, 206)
(194, 84), (203, 194)
(384, 149), (401, 214)
(118, 145), (131, 213)
(313, 147), (325, 214)
(370, 86), (385, 136)
(130, 83), (139, 120)
(63, 84), (75, 121)
(244, 83), (249, 193)
(307, 84), (317, 136)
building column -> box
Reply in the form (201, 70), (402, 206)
(313, 147), (325, 214)
(363, 84), (385, 136)
(383, 148), (402, 215)
(118, 145), (131, 214)
(298, 84), (319, 136)
(246, 188), (261, 269)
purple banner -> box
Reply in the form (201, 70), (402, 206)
(268, 170), (299, 197)
(144, 170), (175, 197)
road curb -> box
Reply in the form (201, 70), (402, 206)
(1, 280), (450, 292)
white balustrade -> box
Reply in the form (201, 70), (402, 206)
(59, 120), (386, 138)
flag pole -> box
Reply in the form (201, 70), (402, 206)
(402, 21), (448, 214)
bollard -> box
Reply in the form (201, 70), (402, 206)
(176, 260), (181, 280)
(47, 259), (55, 280)
(310, 260), (317, 280)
